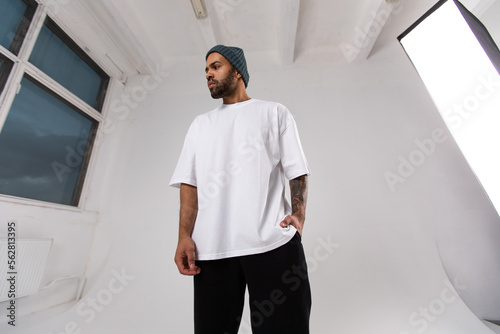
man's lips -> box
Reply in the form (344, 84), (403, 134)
(208, 81), (216, 89)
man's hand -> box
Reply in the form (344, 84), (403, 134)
(174, 236), (201, 275)
(175, 183), (200, 276)
(280, 214), (304, 237)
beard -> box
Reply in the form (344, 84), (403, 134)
(209, 70), (238, 99)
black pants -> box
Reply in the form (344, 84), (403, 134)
(194, 232), (311, 334)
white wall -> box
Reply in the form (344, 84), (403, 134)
(0, 80), (127, 328)
(0, 200), (96, 325)
(4, 36), (499, 333)
(2, 19), (500, 334)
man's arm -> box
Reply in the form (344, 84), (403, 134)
(280, 174), (308, 237)
(174, 183), (201, 275)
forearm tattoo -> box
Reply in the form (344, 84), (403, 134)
(290, 175), (308, 216)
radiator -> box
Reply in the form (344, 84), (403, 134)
(0, 239), (53, 302)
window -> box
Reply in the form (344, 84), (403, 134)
(399, 0), (500, 214)
(29, 18), (109, 111)
(0, 76), (98, 205)
(0, 0), (109, 207)
(0, 0), (37, 55)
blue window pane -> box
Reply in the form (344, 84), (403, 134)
(0, 76), (97, 206)
(29, 18), (108, 111)
(0, 0), (37, 54)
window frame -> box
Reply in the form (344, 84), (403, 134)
(0, 53), (15, 94)
(4, 0), (38, 56)
(31, 16), (110, 111)
(0, 3), (114, 210)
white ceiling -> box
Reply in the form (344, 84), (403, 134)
(41, 0), (497, 79)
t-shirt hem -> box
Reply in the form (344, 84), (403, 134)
(169, 178), (197, 188)
(286, 168), (311, 181)
(195, 233), (296, 261)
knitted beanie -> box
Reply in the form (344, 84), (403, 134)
(206, 45), (250, 88)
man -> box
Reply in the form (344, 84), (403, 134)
(170, 45), (311, 334)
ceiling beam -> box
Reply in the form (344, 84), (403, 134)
(40, 0), (127, 79)
(196, 15), (218, 50)
(40, 0), (164, 77)
(339, 0), (399, 63)
(461, 0), (496, 16)
(83, 0), (162, 74)
(279, 0), (300, 65)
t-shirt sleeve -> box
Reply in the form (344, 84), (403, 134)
(169, 121), (198, 188)
(279, 107), (310, 180)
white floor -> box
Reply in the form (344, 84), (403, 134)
(484, 321), (500, 334)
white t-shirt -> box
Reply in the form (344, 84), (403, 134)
(169, 99), (310, 260)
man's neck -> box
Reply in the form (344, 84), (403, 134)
(222, 87), (250, 105)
